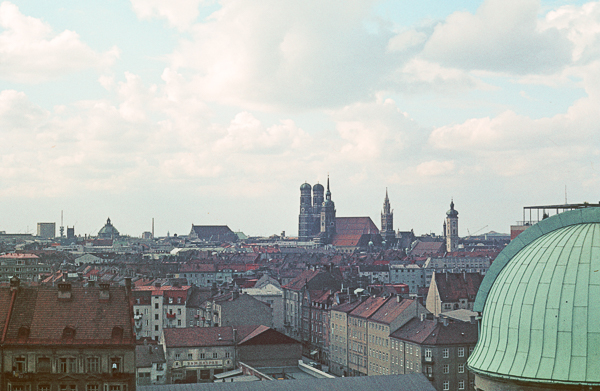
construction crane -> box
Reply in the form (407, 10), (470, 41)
(467, 225), (488, 237)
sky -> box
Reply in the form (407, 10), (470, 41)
(1, 0), (599, 238)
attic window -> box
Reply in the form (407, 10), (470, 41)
(62, 326), (76, 339)
(18, 326), (30, 340)
(111, 326), (123, 340)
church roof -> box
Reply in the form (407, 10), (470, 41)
(335, 217), (379, 236)
(468, 207), (600, 386)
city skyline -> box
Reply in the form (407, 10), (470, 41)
(1, 0), (599, 237)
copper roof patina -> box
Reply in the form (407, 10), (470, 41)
(468, 207), (600, 386)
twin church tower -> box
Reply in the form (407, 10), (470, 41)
(299, 178), (459, 252)
(298, 178), (396, 245)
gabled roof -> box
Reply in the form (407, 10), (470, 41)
(190, 225), (237, 242)
(282, 269), (320, 291)
(163, 326), (237, 348)
(349, 296), (389, 319)
(433, 272), (482, 302)
(136, 344), (166, 368)
(370, 298), (415, 325)
(410, 241), (444, 256)
(390, 318), (478, 345)
(1, 283), (134, 345)
(331, 300), (362, 314)
(238, 325), (300, 346)
(335, 217), (379, 235)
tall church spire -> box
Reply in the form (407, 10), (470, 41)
(381, 188), (395, 246)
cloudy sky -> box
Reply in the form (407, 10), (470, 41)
(1, 0), (599, 238)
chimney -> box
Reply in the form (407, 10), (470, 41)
(233, 328), (237, 343)
(420, 313), (426, 322)
(470, 315), (476, 324)
(99, 283), (111, 301)
(396, 295), (401, 303)
(58, 282), (72, 300)
(441, 316), (449, 327)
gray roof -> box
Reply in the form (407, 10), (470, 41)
(136, 344), (166, 368)
(138, 373), (436, 391)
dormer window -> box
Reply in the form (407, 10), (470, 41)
(111, 326), (123, 340)
(62, 326), (76, 339)
(18, 326), (30, 340)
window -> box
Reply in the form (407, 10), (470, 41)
(458, 347), (465, 357)
(175, 353), (181, 360)
(60, 386), (77, 391)
(154, 325), (159, 331)
(200, 353), (206, 359)
(155, 303), (159, 309)
(225, 352), (230, 358)
(425, 349), (432, 358)
(458, 380), (465, 390)
(87, 386), (99, 391)
(108, 386), (123, 391)
(188, 353), (193, 360)
(213, 352), (218, 358)
(14, 356), (26, 372)
(38, 386), (51, 391)
(155, 314), (159, 320)
(443, 364), (449, 374)
(38, 357), (51, 372)
(110, 357), (122, 373)
(443, 381), (450, 391)
(443, 348), (449, 358)
(87, 357), (99, 373)
(458, 364), (465, 373)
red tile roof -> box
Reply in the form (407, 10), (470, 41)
(335, 217), (380, 235)
(410, 241), (444, 256)
(370, 298), (414, 325)
(349, 296), (389, 319)
(282, 269), (320, 291)
(434, 272), (483, 302)
(1, 283), (134, 345)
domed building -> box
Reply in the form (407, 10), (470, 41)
(468, 208), (600, 390)
(98, 217), (120, 239)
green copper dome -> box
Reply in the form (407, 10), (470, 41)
(468, 207), (600, 386)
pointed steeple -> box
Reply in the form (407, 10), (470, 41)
(326, 175), (331, 200)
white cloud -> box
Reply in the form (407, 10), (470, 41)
(421, 0), (573, 74)
(543, 2), (600, 64)
(416, 160), (455, 176)
(129, 0), (209, 30)
(0, 2), (119, 83)
(167, 0), (398, 110)
(387, 30), (427, 53)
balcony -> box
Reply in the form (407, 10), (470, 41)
(422, 356), (434, 364)
(166, 313), (176, 319)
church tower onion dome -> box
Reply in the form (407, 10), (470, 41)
(313, 183), (324, 192)
(446, 200), (458, 217)
(300, 182), (311, 191)
(468, 207), (600, 388)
